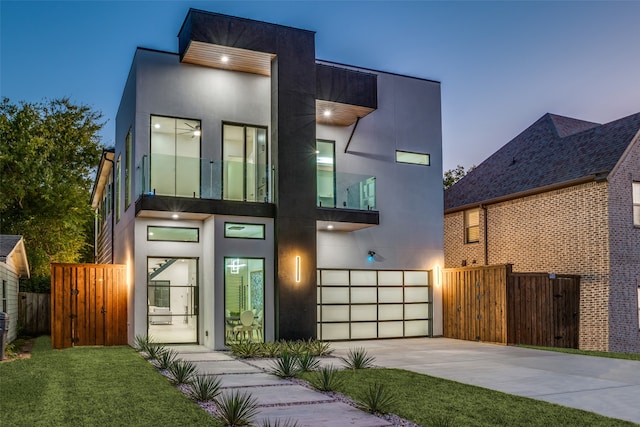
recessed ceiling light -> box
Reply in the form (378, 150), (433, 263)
(193, 129), (201, 137)
(315, 150), (320, 154)
(154, 123), (160, 129)
(323, 110), (331, 117)
(221, 55), (229, 63)
(171, 214), (179, 219)
(327, 224), (334, 230)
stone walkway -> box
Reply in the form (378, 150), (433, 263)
(170, 345), (390, 427)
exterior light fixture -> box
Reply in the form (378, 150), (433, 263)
(315, 150), (320, 154)
(434, 265), (442, 287)
(367, 251), (376, 263)
(221, 55), (229, 63)
(327, 224), (334, 230)
(323, 110), (331, 117)
(295, 256), (301, 283)
(171, 214), (179, 219)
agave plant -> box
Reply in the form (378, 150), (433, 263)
(356, 382), (396, 414)
(187, 375), (222, 402)
(133, 334), (151, 353)
(145, 343), (167, 361)
(156, 348), (178, 370)
(297, 352), (320, 372)
(340, 347), (375, 369)
(230, 340), (263, 359)
(168, 360), (197, 385)
(261, 341), (282, 358)
(269, 352), (302, 378)
(307, 339), (333, 357)
(214, 390), (259, 427)
(309, 365), (343, 392)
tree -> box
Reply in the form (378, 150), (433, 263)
(443, 164), (475, 189)
(0, 97), (105, 290)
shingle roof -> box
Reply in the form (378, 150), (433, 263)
(0, 235), (22, 259)
(445, 112), (640, 211)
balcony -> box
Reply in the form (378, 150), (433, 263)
(316, 172), (379, 231)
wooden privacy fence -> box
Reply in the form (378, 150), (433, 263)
(51, 263), (128, 349)
(442, 264), (579, 348)
(18, 292), (50, 336)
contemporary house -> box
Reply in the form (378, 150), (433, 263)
(0, 235), (30, 343)
(444, 112), (640, 352)
(91, 9), (444, 349)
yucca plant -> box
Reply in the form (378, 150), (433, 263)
(297, 352), (320, 372)
(282, 340), (306, 356)
(168, 359), (197, 385)
(261, 341), (282, 357)
(269, 352), (302, 378)
(230, 340), (262, 358)
(309, 365), (343, 392)
(133, 334), (151, 353)
(187, 375), (222, 402)
(145, 343), (167, 361)
(214, 390), (259, 427)
(156, 348), (178, 370)
(340, 347), (375, 369)
(307, 339), (333, 357)
(260, 419), (301, 427)
(356, 382), (396, 414)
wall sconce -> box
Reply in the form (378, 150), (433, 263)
(295, 256), (301, 283)
(367, 251), (376, 263)
(434, 264), (442, 287)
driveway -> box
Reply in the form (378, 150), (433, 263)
(331, 338), (640, 424)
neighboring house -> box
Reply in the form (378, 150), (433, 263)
(91, 9), (444, 349)
(0, 235), (30, 343)
(444, 112), (640, 352)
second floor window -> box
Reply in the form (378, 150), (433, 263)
(633, 182), (640, 226)
(125, 130), (133, 208)
(222, 123), (268, 202)
(316, 140), (336, 208)
(465, 208), (480, 244)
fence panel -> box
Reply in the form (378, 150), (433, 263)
(18, 292), (50, 336)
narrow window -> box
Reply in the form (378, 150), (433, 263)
(125, 129), (133, 209)
(222, 123), (268, 202)
(316, 140), (336, 208)
(396, 150), (430, 166)
(465, 208), (480, 244)
(115, 155), (121, 223)
(633, 182), (640, 226)
(147, 226), (199, 242)
(2, 280), (6, 312)
(224, 223), (265, 239)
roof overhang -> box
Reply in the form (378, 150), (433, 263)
(91, 150), (115, 209)
(0, 236), (30, 278)
(181, 41), (275, 76)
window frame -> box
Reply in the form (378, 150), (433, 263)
(395, 150), (430, 166)
(125, 129), (133, 209)
(224, 222), (266, 240)
(464, 208), (480, 244)
(147, 226), (200, 242)
(115, 155), (121, 223)
(2, 280), (6, 313)
(633, 182), (640, 227)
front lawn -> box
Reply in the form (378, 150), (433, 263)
(0, 336), (218, 426)
(301, 368), (636, 427)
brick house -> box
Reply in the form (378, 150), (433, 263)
(444, 112), (640, 352)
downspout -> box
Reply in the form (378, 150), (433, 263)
(103, 157), (115, 265)
(481, 204), (488, 265)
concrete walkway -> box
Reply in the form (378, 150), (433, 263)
(330, 338), (640, 425)
(170, 345), (389, 427)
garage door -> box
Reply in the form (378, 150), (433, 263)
(317, 269), (432, 340)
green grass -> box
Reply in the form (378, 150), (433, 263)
(0, 336), (219, 426)
(517, 345), (640, 361)
(300, 368), (636, 427)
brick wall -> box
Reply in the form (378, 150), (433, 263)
(607, 134), (640, 353)
(445, 181), (611, 351)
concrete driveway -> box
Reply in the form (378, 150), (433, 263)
(331, 338), (640, 424)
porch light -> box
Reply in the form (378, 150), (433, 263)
(171, 214), (179, 219)
(434, 265), (442, 287)
(323, 110), (331, 117)
(295, 256), (301, 283)
(327, 224), (334, 230)
(221, 55), (229, 63)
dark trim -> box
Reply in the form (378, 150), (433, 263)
(137, 46), (179, 56)
(316, 63), (377, 109)
(136, 194), (276, 218)
(316, 59), (441, 84)
(344, 118), (360, 154)
(316, 207), (379, 225)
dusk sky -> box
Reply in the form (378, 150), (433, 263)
(2, 1), (640, 172)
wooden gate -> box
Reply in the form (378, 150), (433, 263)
(443, 265), (579, 348)
(51, 263), (127, 349)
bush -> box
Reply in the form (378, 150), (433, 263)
(230, 340), (263, 358)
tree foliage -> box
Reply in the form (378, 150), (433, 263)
(443, 164), (475, 189)
(0, 97), (105, 289)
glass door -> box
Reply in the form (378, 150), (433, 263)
(223, 123), (268, 202)
(224, 257), (264, 345)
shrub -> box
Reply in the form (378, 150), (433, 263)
(145, 343), (167, 361)
(187, 375), (222, 402)
(156, 348), (178, 370)
(340, 347), (375, 369)
(230, 340), (263, 358)
(214, 390), (259, 427)
(261, 341), (282, 357)
(133, 334), (150, 353)
(168, 360), (197, 385)
(307, 339), (333, 357)
(269, 352), (302, 378)
(356, 382), (396, 414)
(297, 353), (320, 372)
(309, 365), (343, 392)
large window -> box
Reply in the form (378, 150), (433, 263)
(465, 208), (480, 244)
(147, 257), (198, 344)
(317, 140), (336, 208)
(125, 129), (133, 209)
(147, 226), (199, 242)
(633, 182), (640, 226)
(224, 257), (264, 345)
(150, 116), (201, 197)
(222, 123), (268, 202)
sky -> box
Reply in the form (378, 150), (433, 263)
(2, 0), (640, 172)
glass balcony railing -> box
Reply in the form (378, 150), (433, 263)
(317, 172), (376, 211)
(138, 154), (270, 203)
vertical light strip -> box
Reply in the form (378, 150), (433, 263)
(295, 256), (301, 283)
